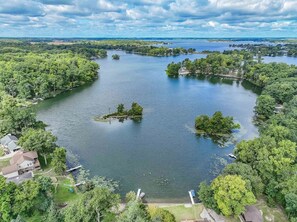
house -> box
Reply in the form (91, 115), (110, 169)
(0, 134), (21, 153)
(6, 171), (34, 185)
(179, 67), (191, 76)
(242, 206), (263, 222)
(2, 151), (40, 179)
(207, 209), (225, 222)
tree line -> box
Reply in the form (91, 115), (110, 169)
(229, 43), (297, 57)
(166, 50), (254, 77)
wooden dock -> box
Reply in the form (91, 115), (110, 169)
(66, 165), (82, 173)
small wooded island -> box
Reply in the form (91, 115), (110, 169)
(195, 111), (240, 136)
(112, 54), (120, 60)
(95, 102), (143, 122)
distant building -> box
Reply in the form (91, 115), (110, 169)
(242, 206), (263, 222)
(178, 67), (191, 76)
(0, 134), (21, 153)
(2, 151), (40, 180)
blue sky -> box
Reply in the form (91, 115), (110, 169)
(0, 0), (296, 37)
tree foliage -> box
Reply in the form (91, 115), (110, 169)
(63, 187), (120, 222)
(19, 128), (57, 165)
(195, 111), (240, 135)
(211, 175), (256, 216)
(52, 147), (67, 175)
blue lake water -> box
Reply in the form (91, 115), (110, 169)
(36, 40), (295, 202)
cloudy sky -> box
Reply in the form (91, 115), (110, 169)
(0, 0), (296, 37)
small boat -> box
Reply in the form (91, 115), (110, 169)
(139, 192), (145, 199)
(228, 153), (237, 159)
(190, 190), (196, 198)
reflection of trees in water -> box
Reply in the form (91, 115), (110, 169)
(196, 133), (234, 147)
(117, 117), (142, 123)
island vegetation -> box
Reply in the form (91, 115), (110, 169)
(112, 54), (120, 60)
(195, 111), (240, 136)
(166, 51), (255, 78)
(96, 102), (143, 122)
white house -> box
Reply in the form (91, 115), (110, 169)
(2, 151), (40, 179)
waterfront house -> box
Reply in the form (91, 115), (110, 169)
(178, 67), (191, 75)
(242, 206), (263, 222)
(0, 134), (21, 153)
(2, 151), (40, 179)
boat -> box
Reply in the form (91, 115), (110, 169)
(139, 192), (145, 199)
(228, 153), (237, 159)
(190, 189), (196, 198)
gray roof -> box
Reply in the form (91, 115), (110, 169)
(243, 206), (263, 222)
(207, 209), (225, 222)
(6, 171), (33, 185)
(0, 134), (20, 151)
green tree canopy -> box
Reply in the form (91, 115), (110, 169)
(52, 147), (67, 175)
(118, 200), (150, 222)
(211, 175), (256, 216)
(19, 128), (57, 165)
(222, 163), (264, 197)
(63, 187), (120, 222)
(255, 95), (276, 120)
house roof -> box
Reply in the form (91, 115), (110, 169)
(7, 141), (19, 152)
(6, 171), (33, 185)
(243, 206), (263, 222)
(2, 164), (18, 175)
(0, 134), (18, 146)
(10, 151), (38, 165)
(207, 209), (225, 222)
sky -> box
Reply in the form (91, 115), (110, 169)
(0, 0), (296, 38)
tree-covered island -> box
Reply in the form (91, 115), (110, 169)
(195, 111), (240, 136)
(112, 54), (120, 60)
(195, 112), (240, 146)
(95, 102), (143, 122)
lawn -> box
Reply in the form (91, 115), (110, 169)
(159, 204), (204, 221)
(54, 177), (80, 204)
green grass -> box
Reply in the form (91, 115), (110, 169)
(54, 177), (80, 204)
(160, 204), (204, 222)
(255, 199), (288, 222)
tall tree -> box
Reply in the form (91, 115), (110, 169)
(255, 95), (276, 120)
(52, 147), (67, 175)
(19, 128), (57, 165)
(211, 175), (256, 216)
(118, 200), (150, 222)
(64, 187), (120, 222)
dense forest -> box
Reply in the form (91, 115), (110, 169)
(0, 53), (99, 99)
(166, 51), (255, 77)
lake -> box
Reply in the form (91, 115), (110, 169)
(36, 40), (263, 202)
